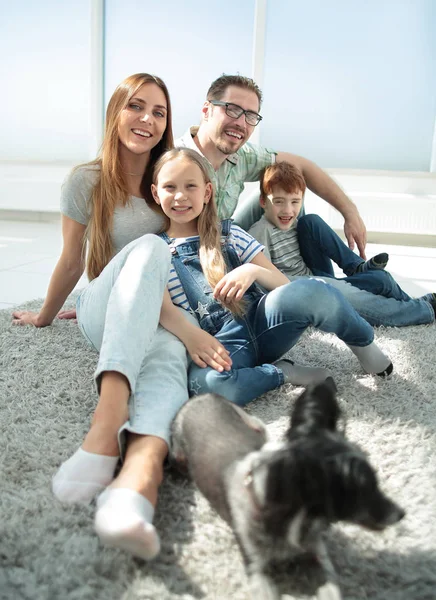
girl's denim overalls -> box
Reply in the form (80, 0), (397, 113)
(160, 220), (375, 406)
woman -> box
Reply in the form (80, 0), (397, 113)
(12, 73), (230, 560)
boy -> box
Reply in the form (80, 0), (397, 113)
(249, 162), (387, 279)
(248, 162), (436, 327)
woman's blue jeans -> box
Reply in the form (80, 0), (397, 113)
(76, 234), (190, 446)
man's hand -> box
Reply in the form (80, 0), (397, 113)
(344, 212), (367, 259)
(183, 327), (232, 372)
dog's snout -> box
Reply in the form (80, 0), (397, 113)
(385, 503), (405, 526)
(366, 498), (405, 530)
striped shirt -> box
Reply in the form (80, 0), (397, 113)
(248, 215), (312, 278)
(166, 224), (264, 312)
(269, 227), (312, 277)
(176, 127), (276, 219)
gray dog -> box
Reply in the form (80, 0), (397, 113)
(171, 384), (405, 599)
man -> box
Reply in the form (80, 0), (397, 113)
(175, 74), (436, 328)
(176, 74), (367, 257)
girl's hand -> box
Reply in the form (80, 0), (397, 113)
(57, 309), (77, 321)
(11, 311), (47, 327)
(183, 328), (232, 372)
(213, 264), (257, 302)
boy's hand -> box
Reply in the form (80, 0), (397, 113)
(214, 264), (257, 302)
(183, 328), (232, 372)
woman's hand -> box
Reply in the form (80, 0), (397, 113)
(57, 309), (77, 321)
(11, 311), (48, 327)
(12, 307), (77, 326)
(213, 264), (257, 302)
(183, 327), (232, 372)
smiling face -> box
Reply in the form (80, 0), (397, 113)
(117, 82), (168, 159)
(203, 85), (260, 155)
(152, 157), (212, 237)
(260, 186), (304, 231)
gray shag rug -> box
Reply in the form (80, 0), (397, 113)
(1, 295), (436, 600)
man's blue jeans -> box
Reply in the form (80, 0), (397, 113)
(296, 215), (434, 327)
(188, 278), (375, 406)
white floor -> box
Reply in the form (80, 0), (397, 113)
(0, 219), (87, 310)
(0, 218), (435, 310)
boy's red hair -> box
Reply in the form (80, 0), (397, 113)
(260, 162), (306, 198)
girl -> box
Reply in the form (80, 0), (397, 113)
(152, 148), (393, 406)
(12, 74), (230, 560)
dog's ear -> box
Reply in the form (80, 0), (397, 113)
(287, 378), (342, 438)
(323, 376), (338, 394)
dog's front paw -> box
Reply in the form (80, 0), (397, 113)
(317, 581), (342, 600)
(248, 572), (280, 600)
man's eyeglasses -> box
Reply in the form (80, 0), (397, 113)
(210, 101), (262, 127)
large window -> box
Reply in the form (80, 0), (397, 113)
(104, 0), (255, 139)
(260, 0), (436, 170)
(0, 0), (96, 162)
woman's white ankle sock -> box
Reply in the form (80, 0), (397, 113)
(275, 359), (332, 386)
(348, 342), (393, 376)
(94, 488), (160, 560)
(52, 448), (119, 504)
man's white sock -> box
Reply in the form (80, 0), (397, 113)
(52, 448), (119, 504)
(94, 488), (160, 560)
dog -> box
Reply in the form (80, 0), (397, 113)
(170, 380), (405, 600)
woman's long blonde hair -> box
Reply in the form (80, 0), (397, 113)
(152, 148), (245, 316)
(83, 73), (173, 280)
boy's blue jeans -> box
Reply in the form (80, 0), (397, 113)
(189, 277), (375, 406)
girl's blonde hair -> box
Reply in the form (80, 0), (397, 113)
(152, 148), (245, 316)
(83, 73), (173, 280)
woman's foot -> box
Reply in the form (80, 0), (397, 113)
(94, 488), (160, 560)
(52, 370), (131, 504)
(52, 447), (119, 504)
(81, 421), (121, 456)
(92, 434), (167, 558)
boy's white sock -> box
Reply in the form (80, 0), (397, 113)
(94, 488), (160, 560)
(348, 342), (393, 377)
(275, 359), (332, 386)
(52, 448), (119, 504)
